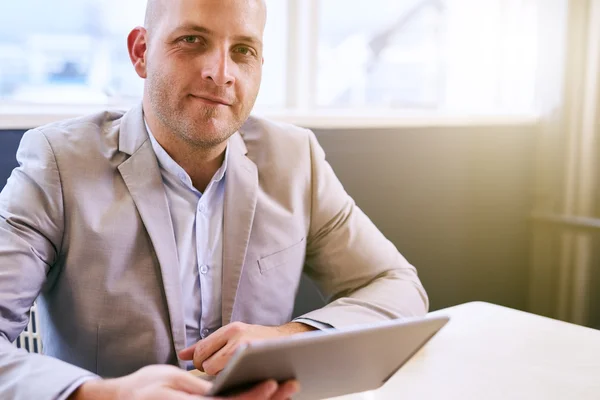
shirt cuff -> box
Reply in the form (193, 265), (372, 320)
(293, 318), (334, 331)
(57, 375), (100, 400)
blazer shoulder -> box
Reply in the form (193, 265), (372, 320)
(239, 115), (314, 164)
(241, 115), (312, 144)
(29, 109), (127, 156)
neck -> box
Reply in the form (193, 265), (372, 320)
(145, 114), (227, 193)
(170, 140), (227, 193)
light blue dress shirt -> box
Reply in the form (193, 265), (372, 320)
(146, 123), (227, 355)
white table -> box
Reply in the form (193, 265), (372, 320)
(330, 301), (600, 399)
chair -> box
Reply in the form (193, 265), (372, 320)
(14, 302), (43, 354)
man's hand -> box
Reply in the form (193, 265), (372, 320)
(179, 322), (317, 375)
(69, 365), (299, 399)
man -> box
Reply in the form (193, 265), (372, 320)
(0, 0), (428, 399)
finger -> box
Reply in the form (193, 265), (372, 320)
(270, 380), (300, 400)
(192, 329), (230, 371)
(227, 380), (278, 400)
(165, 369), (214, 395)
(201, 340), (241, 376)
(179, 343), (197, 361)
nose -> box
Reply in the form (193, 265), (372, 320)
(201, 48), (235, 87)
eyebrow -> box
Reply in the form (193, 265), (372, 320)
(171, 23), (263, 47)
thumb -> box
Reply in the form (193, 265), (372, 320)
(178, 343), (197, 360)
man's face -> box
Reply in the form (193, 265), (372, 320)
(142, 0), (265, 148)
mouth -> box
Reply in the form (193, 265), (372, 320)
(190, 94), (232, 106)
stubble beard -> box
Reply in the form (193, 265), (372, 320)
(148, 75), (244, 150)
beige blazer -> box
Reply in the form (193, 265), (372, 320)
(0, 105), (427, 399)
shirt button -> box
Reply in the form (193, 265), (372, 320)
(200, 264), (209, 274)
(198, 204), (206, 213)
(178, 173), (187, 182)
(201, 328), (210, 338)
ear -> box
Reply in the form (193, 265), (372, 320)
(128, 27), (149, 79)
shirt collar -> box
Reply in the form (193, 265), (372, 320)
(144, 118), (229, 191)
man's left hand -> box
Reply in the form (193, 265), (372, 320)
(178, 322), (317, 375)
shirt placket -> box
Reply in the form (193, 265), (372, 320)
(196, 192), (212, 339)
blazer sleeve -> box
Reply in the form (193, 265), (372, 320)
(299, 130), (429, 328)
(0, 129), (97, 400)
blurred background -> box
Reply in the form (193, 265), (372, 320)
(0, 0), (598, 329)
(0, 0), (543, 112)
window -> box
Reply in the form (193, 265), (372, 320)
(0, 0), (145, 105)
(318, 0), (445, 109)
(0, 0), (287, 107)
(0, 0), (562, 118)
(317, 0), (542, 113)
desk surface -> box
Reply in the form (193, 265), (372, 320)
(330, 301), (600, 400)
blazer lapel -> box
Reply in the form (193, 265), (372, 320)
(221, 132), (258, 324)
(117, 105), (186, 367)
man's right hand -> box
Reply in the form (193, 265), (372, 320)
(69, 365), (299, 400)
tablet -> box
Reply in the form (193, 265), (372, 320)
(206, 315), (449, 399)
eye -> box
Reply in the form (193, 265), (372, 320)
(233, 46), (255, 57)
(181, 36), (199, 44)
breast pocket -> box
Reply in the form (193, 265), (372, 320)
(258, 237), (306, 274)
